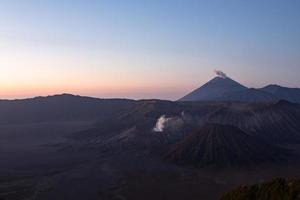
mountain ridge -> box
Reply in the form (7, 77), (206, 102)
(179, 76), (300, 103)
(165, 123), (290, 167)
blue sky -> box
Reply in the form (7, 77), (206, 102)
(0, 0), (299, 100)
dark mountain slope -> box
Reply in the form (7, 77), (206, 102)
(261, 84), (300, 103)
(70, 100), (300, 147)
(70, 99), (186, 144)
(207, 100), (300, 144)
(165, 124), (289, 167)
(219, 88), (278, 102)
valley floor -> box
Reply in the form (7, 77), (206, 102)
(1, 144), (300, 200)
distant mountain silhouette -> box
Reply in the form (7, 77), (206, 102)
(179, 77), (247, 101)
(179, 76), (300, 103)
(165, 123), (290, 167)
(0, 94), (134, 124)
(260, 84), (300, 103)
(218, 88), (278, 102)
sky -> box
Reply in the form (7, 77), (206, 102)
(0, 0), (299, 100)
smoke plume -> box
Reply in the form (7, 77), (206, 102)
(153, 113), (186, 132)
(153, 115), (172, 132)
(214, 69), (228, 79)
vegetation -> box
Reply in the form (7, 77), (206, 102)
(221, 178), (300, 200)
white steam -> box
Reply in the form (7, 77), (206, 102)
(214, 69), (228, 79)
(153, 115), (172, 132)
(153, 113), (186, 132)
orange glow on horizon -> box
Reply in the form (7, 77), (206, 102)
(0, 82), (189, 100)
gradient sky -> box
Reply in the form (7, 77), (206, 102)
(0, 0), (299, 100)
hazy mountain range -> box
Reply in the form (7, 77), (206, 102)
(1, 75), (300, 200)
(179, 76), (300, 103)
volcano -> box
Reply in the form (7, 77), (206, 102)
(178, 75), (298, 102)
(165, 123), (290, 167)
(179, 76), (247, 101)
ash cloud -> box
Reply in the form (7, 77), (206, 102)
(214, 69), (228, 79)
